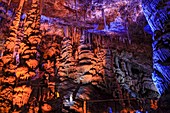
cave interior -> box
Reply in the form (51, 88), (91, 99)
(0, 0), (170, 113)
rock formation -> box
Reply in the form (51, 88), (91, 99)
(142, 0), (170, 112)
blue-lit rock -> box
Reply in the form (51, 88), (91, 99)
(142, 0), (170, 111)
(142, 0), (170, 93)
(152, 33), (170, 94)
(142, 0), (170, 32)
(144, 24), (153, 35)
(154, 63), (170, 83)
(153, 48), (170, 63)
(109, 16), (126, 33)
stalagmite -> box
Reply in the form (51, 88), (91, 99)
(0, 0), (25, 111)
(13, 0), (42, 112)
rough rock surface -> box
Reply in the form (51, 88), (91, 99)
(142, 0), (170, 112)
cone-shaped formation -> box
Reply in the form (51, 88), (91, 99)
(0, 0), (25, 111)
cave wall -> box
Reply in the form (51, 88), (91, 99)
(142, 0), (170, 95)
(142, 0), (170, 112)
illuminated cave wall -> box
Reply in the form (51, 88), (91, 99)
(142, 0), (170, 95)
(142, 0), (170, 112)
(0, 0), (26, 112)
(0, 0), (163, 112)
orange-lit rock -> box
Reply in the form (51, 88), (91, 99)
(28, 36), (41, 44)
(13, 86), (32, 108)
(41, 103), (52, 112)
(26, 59), (38, 69)
(150, 99), (158, 110)
(15, 67), (28, 78)
(3, 76), (16, 84)
(1, 54), (13, 64)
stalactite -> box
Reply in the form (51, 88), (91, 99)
(64, 26), (69, 37)
(7, 0), (12, 6)
(98, 35), (101, 47)
(80, 30), (85, 44)
(85, 30), (88, 44)
(72, 27), (77, 45)
(122, 38), (125, 43)
(87, 32), (89, 44)
(73, 27), (76, 43)
(83, 30), (86, 44)
(78, 28), (81, 44)
(89, 33), (91, 45)
(93, 34), (98, 54)
(40, 0), (44, 14)
(75, 28), (80, 44)
(102, 8), (108, 30)
(97, 35), (100, 52)
(71, 27), (73, 45)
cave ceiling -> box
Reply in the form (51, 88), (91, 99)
(2, 0), (143, 26)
